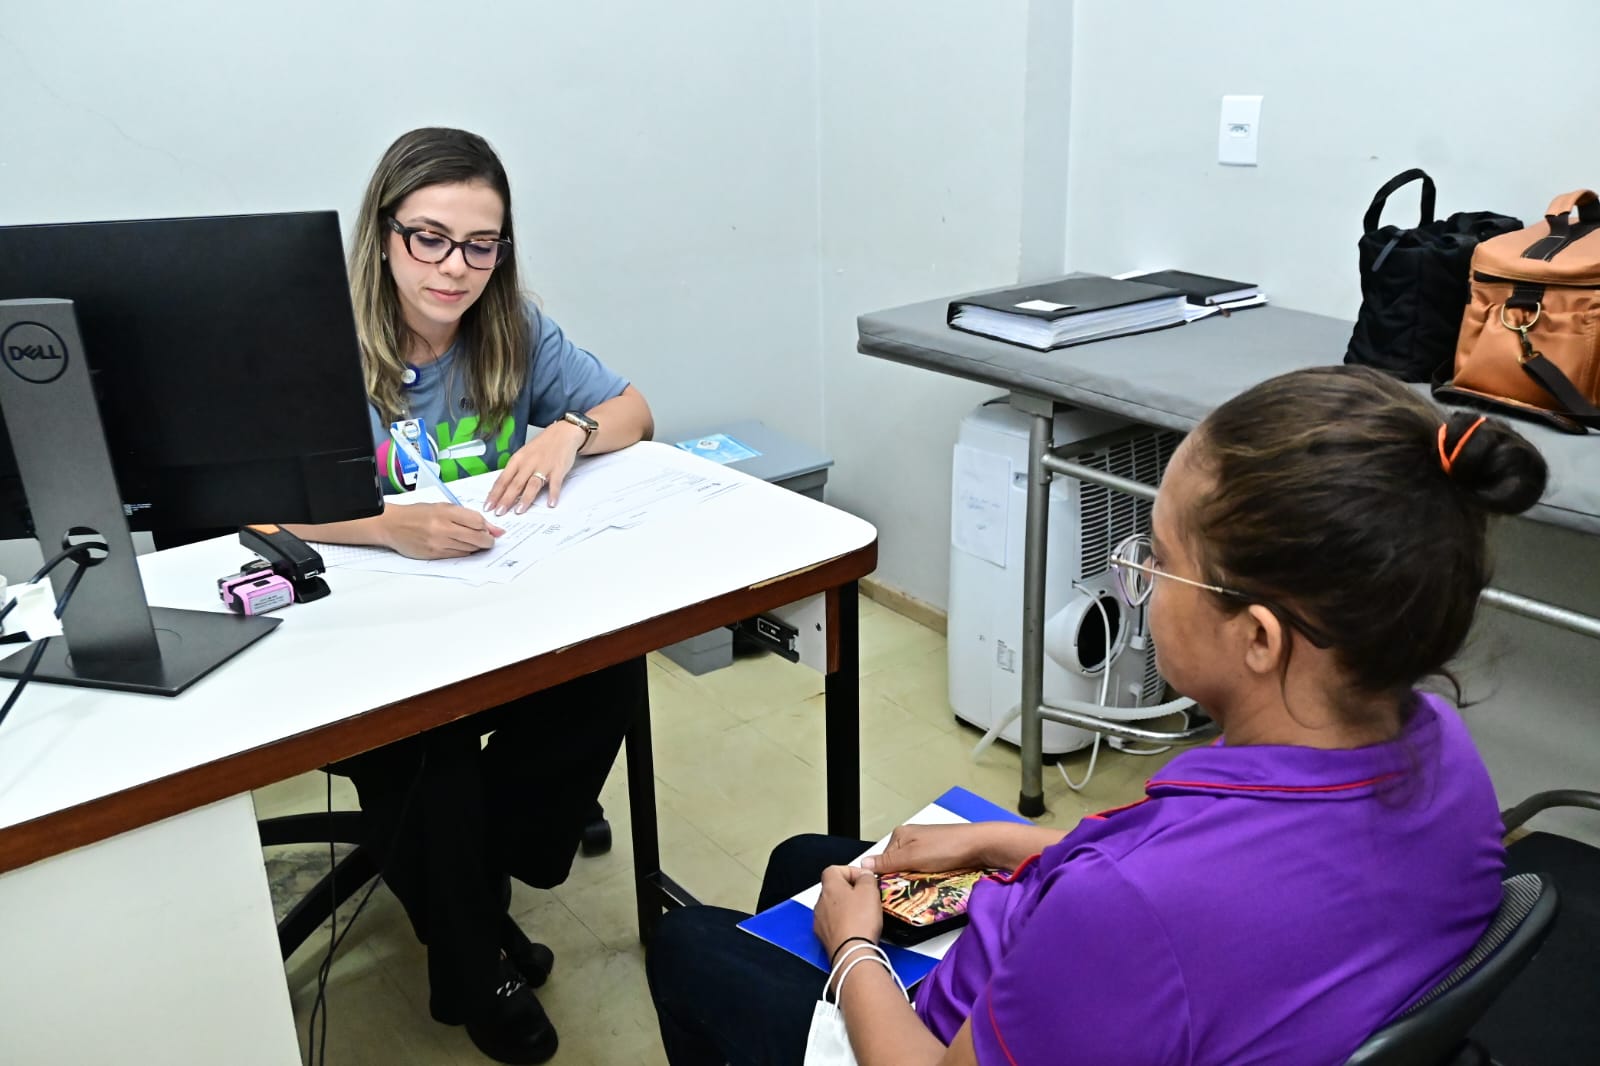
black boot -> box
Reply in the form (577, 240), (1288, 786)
(500, 913), (555, 987)
(464, 959), (559, 1065)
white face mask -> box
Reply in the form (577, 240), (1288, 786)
(804, 997), (858, 1066)
(803, 951), (909, 1066)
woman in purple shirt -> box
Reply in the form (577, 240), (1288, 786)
(647, 365), (1548, 1066)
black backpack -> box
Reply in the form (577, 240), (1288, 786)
(1344, 169), (1522, 382)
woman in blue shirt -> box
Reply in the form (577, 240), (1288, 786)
(291, 127), (653, 1065)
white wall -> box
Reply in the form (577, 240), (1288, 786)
(1067, 0), (1600, 318)
(0, 0), (823, 448)
(817, 0), (1067, 606)
(1065, 0), (1600, 838)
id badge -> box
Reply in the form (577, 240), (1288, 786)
(389, 418), (437, 488)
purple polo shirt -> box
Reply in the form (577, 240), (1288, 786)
(913, 694), (1504, 1066)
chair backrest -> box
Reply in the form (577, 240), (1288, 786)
(1342, 872), (1559, 1066)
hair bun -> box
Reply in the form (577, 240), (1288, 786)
(1441, 411), (1549, 515)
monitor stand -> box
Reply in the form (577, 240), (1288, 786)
(0, 298), (277, 696)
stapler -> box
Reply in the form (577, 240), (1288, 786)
(239, 524), (331, 603)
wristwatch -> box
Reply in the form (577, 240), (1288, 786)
(562, 411), (599, 452)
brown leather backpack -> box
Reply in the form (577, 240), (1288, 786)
(1436, 189), (1600, 433)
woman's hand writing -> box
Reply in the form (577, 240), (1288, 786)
(380, 502), (504, 559)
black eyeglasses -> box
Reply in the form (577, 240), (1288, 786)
(385, 217), (512, 270)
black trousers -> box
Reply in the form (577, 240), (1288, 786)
(647, 834), (874, 1066)
(334, 656), (642, 1023)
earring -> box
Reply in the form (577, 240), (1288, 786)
(380, 251), (388, 261)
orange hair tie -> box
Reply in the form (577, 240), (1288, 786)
(1437, 415), (1487, 475)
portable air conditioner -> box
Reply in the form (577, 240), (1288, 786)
(947, 400), (1181, 755)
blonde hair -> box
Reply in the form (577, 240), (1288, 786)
(349, 127), (529, 435)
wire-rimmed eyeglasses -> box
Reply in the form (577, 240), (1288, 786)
(1110, 534), (1232, 606)
(386, 217), (512, 270)
(1109, 534), (1332, 648)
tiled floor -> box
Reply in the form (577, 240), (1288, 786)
(254, 597), (1197, 1065)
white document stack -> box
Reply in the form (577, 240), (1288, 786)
(310, 450), (741, 586)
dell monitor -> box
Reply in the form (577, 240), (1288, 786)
(0, 211), (382, 695)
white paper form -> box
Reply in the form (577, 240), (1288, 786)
(951, 444), (1010, 568)
(558, 450), (741, 530)
(308, 450), (741, 585)
(310, 477), (598, 585)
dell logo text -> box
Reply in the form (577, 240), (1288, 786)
(0, 321), (71, 384)
(8, 343), (63, 361)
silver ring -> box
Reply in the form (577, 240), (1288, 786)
(531, 471), (548, 483)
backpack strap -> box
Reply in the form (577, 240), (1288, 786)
(1363, 169), (1436, 233)
(1518, 351), (1600, 423)
(1525, 189), (1600, 259)
(1544, 189), (1600, 227)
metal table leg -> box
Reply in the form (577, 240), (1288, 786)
(825, 581), (862, 838)
(628, 679), (698, 944)
(633, 580), (863, 941)
(1017, 400), (1054, 818)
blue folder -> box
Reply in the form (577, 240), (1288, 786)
(737, 786), (1029, 987)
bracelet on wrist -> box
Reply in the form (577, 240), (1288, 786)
(829, 934), (879, 967)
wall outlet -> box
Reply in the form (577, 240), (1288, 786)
(1218, 95), (1262, 166)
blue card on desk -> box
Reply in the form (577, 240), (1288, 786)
(674, 433), (761, 465)
(737, 787), (1028, 986)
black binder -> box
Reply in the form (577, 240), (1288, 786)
(950, 276), (1178, 319)
(947, 276), (1186, 351)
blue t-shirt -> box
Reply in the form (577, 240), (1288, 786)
(370, 304), (628, 493)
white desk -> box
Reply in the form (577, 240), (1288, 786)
(0, 442), (877, 1065)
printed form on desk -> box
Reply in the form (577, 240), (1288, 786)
(309, 450), (741, 586)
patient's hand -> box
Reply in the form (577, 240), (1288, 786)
(861, 821), (1070, 875)
(813, 864), (883, 964)
(860, 823), (995, 875)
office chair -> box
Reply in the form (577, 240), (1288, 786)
(1469, 790), (1600, 1065)
(258, 807), (378, 958)
(1341, 871), (1558, 1066)
(260, 797), (614, 958)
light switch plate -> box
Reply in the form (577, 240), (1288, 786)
(1218, 95), (1262, 166)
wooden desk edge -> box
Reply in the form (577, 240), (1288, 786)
(0, 539), (878, 875)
